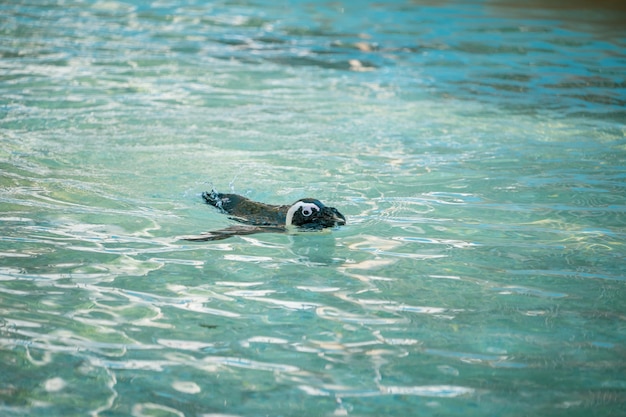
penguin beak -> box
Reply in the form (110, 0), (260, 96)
(333, 212), (346, 226)
(323, 207), (346, 227)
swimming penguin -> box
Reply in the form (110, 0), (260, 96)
(183, 190), (346, 241)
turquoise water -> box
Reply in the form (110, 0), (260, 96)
(1, 0), (626, 416)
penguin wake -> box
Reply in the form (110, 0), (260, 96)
(183, 190), (346, 241)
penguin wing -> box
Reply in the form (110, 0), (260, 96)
(227, 214), (287, 226)
(181, 225), (286, 242)
(203, 191), (288, 226)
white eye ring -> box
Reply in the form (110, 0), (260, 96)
(286, 201), (320, 226)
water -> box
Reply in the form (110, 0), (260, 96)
(1, 0), (626, 416)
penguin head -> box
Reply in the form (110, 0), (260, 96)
(285, 198), (346, 230)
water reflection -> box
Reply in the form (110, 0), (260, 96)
(487, 0), (626, 31)
(289, 233), (341, 264)
(1, 0), (625, 415)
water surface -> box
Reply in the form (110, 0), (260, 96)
(1, 1), (626, 416)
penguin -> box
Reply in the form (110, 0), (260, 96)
(183, 190), (346, 241)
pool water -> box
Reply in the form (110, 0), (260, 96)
(1, 1), (625, 416)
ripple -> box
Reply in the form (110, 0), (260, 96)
(223, 254), (275, 262)
(380, 385), (475, 398)
(238, 296), (320, 311)
(171, 381), (201, 394)
(510, 269), (626, 282)
(391, 235), (479, 248)
(298, 384), (475, 398)
(1, 1), (625, 416)
(132, 403), (184, 417)
(424, 348), (529, 369)
(43, 377), (67, 392)
(492, 285), (568, 298)
(202, 356), (301, 373)
(157, 339), (215, 351)
(316, 306), (410, 326)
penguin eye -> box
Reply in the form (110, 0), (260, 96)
(300, 203), (319, 217)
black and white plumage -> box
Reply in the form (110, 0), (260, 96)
(183, 191), (346, 241)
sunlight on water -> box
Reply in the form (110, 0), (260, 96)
(1, 0), (626, 416)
